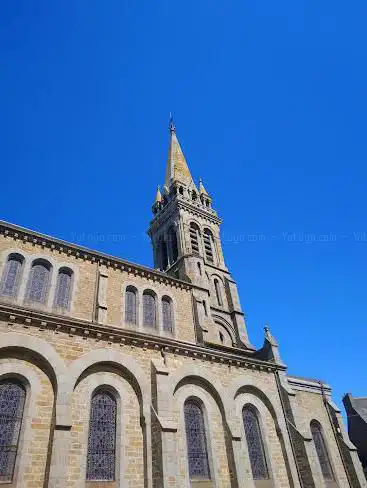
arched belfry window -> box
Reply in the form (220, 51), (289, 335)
(159, 237), (168, 270)
(0, 381), (26, 482)
(190, 223), (201, 256)
(168, 226), (178, 263)
(0, 254), (24, 298)
(54, 267), (72, 310)
(26, 259), (51, 304)
(86, 390), (117, 481)
(143, 290), (156, 328)
(203, 229), (214, 263)
(214, 278), (223, 307)
(184, 399), (211, 480)
(162, 296), (173, 332)
(125, 286), (137, 324)
(242, 406), (269, 480)
(311, 421), (334, 481)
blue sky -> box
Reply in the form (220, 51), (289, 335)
(1, 1), (366, 412)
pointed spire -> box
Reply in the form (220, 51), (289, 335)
(199, 177), (209, 196)
(165, 115), (195, 190)
(154, 185), (162, 204)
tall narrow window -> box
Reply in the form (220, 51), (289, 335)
(86, 391), (117, 481)
(0, 254), (24, 298)
(168, 226), (178, 263)
(26, 259), (51, 304)
(190, 223), (201, 256)
(0, 381), (26, 482)
(160, 238), (168, 270)
(311, 421), (334, 481)
(203, 229), (214, 263)
(125, 286), (137, 324)
(54, 268), (72, 310)
(143, 291), (156, 328)
(184, 399), (211, 480)
(243, 406), (269, 480)
(214, 278), (223, 307)
(162, 296), (173, 332)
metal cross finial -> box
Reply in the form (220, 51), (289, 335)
(169, 112), (176, 133)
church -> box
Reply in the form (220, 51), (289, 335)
(0, 120), (365, 488)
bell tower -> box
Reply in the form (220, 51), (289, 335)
(148, 118), (254, 350)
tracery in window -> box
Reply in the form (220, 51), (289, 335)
(311, 421), (334, 481)
(203, 229), (214, 263)
(214, 278), (223, 307)
(190, 223), (201, 256)
(0, 254), (24, 298)
(243, 406), (269, 480)
(54, 267), (72, 310)
(0, 381), (26, 482)
(26, 259), (51, 304)
(86, 390), (117, 481)
(125, 286), (137, 324)
(162, 296), (173, 332)
(143, 291), (156, 328)
(184, 399), (211, 480)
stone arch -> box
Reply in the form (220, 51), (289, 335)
(68, 349), (150, 417)
(212, 314), (236, 345)
(0, 360), (52, 487)
(231, 380), (296, 488)
(0, 332), (69, 425)
(171, 369), (237, 488)
(73, 372), (147, 488)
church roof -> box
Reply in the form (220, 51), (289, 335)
(164, 118), (196, 190)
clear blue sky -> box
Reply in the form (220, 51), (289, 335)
(1, 1), (366, 412)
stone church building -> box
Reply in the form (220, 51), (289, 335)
(0, 121), (365, 488)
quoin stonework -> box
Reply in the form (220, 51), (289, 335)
(0, 120), (365, 488)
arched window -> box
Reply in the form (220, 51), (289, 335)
(190, 223), (201, 256)
(125, 286), (137, 324)
(162, 296), (173, 332)
(311, 421), (334, 481)
(0, 254), (24, 298)
(168, 226), (178, 263)
(143, 291), (156, 328)
(54, 267), (72, 310)
(184, 399), (211, 480)
(159, 237), (168, 270)
(0, 381), (26, 482)
(214, 278), (223, 306)
(203, 229), (214, 263)
(243, 406), (269, 480)
(26, 259), (51, 304)
(86, 390), (117, 481)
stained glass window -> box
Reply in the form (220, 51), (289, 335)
(86, 391), (117, 481)
(55, 268), (72, 309)
(143, 292), (156, 328)
(203, 230), (214, 263)
(311, 421), (334, 481)
(26, 260), (50, 304)
(184, 400), (210, 480)
(243, 407), (269, 480)
(125, 287), (137, 324)
(162, 296), (173, 332)
(0, 254), (23, 298)
(214, 279), (223, 307)
(0, 381), (26, 482)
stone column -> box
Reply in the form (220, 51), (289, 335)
(48, 427), (71, 488)
(151, 359), (180, 488)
